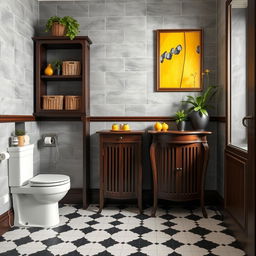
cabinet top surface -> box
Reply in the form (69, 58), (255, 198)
(32, 36), (92, 44)
(97, 130), (144, 135)
(148, 130), (212, 135)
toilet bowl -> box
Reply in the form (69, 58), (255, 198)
(8, 145), (70, 227)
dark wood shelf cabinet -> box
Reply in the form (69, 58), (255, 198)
(149, 130), (212, 217)
(97, 130), (144, 213)
(33, 36), (91, 118)
(33, 36), (92, 208)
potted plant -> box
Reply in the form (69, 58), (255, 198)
(183, 85), (217, 131)
(53, 60), (62, 76)
(15, 130), (26, 147)
(175, 110), (187, 131)
(45, 16), (80, 40)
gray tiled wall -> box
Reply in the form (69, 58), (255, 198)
(0, 0), (39, 215)
(0, 0), (223, 215)
(0, 0), (38, 115)
(0, 124), (14, 215)
(38, 122), (83, 188)
(38, 0), (219, 190)
(38, 0), (218, 117)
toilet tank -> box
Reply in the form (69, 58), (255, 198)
(8, 144), (34, 186)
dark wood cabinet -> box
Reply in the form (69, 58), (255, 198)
(97, 131), (144, 213)
(149, 130), (212, 217)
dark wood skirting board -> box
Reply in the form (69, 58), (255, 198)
(60, 188), (83, 205)
(0, 209), (13, 236)
(0, 115), (35, 123)
(89, 116), (226, 122)
(61, 188), (224, 207)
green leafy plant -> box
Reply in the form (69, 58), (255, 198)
(175, 110), (188, 123)
(182, 85), (217, 116)
(52, 60), (62, 70)
(45, 16), (80, 40)
(15, 130), (25, 136)
(45, 16), (61, 31)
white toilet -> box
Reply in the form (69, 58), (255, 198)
(8, 144), (70, 227)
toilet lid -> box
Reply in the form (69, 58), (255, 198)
(30, 174), (70, 187)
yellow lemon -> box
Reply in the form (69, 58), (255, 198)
(154, 122), (162, 131)
(162, 123), (169, 132)
(112, 123), (119, 131)
(122, 123), (130, 131)
(44, 64), (54, 76)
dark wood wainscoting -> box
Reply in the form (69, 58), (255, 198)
(60, 188), (83, 204)
(225, 148), (247, 231)
(0, 209), (13, 236)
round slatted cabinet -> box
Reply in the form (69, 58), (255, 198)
(149, 131), (212, 218)
(97, 130), (144, 213)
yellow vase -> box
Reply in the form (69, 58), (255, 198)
(44, 64), (54, 76)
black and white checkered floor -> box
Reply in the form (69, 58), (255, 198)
(0, 204), (246, 256)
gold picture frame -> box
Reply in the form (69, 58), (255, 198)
(156, 29), (203, 92)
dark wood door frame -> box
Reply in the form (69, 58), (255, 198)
(225, 0), (256, 255)
(247, 0), (255, 253)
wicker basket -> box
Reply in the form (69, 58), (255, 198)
(62, 61), (81, 76)
(65, 96), (81, 110)
(42, 95), (64, 110)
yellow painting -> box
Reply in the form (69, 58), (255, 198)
(156, 30), (203, 91)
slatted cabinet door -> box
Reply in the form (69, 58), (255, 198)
(157, 143), (202, 200)
(98, 131), (143, 213)
(103, 143), (121, 197)
(103, 142), (139, 198)
(121, 143), (139, 197)
(156, 144), (177, 196)
(179, 144), (202, 198)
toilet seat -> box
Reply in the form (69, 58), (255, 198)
(30, 174), (70, 187)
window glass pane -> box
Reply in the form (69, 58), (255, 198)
(230, 2), (248, 150)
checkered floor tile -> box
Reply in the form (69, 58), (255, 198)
(0, 204), (246, 256)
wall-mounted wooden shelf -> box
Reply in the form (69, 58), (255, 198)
(41, 75), (82, 81)
(34, 110), (81, 117)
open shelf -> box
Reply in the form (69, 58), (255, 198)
(41, 75), (82, 81)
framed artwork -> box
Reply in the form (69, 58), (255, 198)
(156, 29), (203, 92)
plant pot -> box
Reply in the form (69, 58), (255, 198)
(55, 68), (61, 76)
(51, 22), (66, 36)
(177, 121), (186, 131)
(17, 136), (25, 147)
(190, 111), (209, 131)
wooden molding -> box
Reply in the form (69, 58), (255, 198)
(89, 116), (226, 122)
(0, 209), (13, 236)
(32, 36), (92, 45)
(0, 115), (226, 123)
(0, 115), (35, 123)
